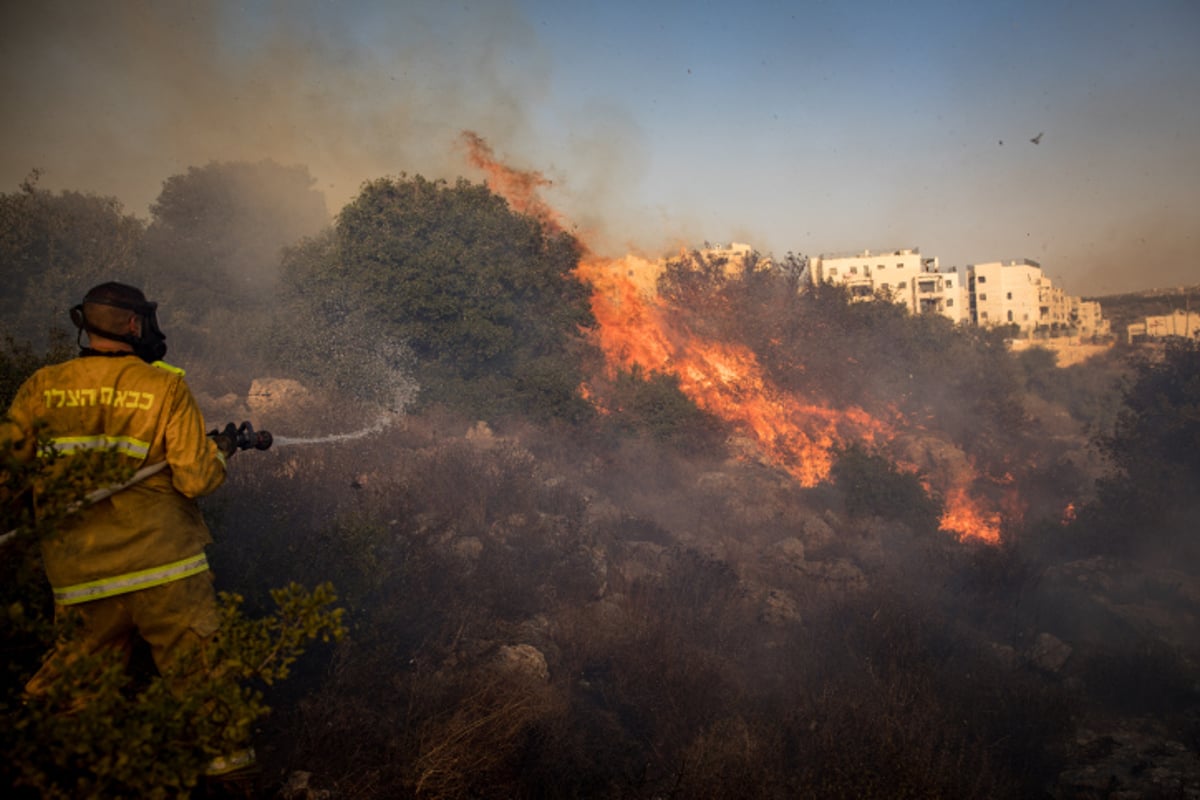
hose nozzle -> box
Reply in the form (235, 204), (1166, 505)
(235, 421), (273, 451)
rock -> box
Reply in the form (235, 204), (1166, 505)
(279, 770), (331, 800)
(614, 541), (667, 587)
(453, 536), (483, 562)
(775, 537), (806, 567)
(466, 420), (497, 447)
(247, 377), (309, 414)
(495, 644), (549, 682)
(1030, 632), (1073, 673)
(987, 641), (1019, 669)
(803, 513), (837, 550)
(759, 588), (802, 626)
(1043, 556), (1200, 651)
(1056, 718), (1200, 799)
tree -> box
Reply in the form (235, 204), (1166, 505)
(599, 365), (727, 454)
(285, 174), (597, 421)
(832, 444), (942, 531)
(136, 160), (329, 387)
(267, 228), (420, 409)
(1080, 338), (1200, 561)
(139, 159), (329, 299)
(0, 173), (144, 351)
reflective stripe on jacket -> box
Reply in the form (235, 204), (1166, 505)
(52, 553), (211, 605)
(4, 353), (227, 600)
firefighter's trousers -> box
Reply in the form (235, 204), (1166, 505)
(25, 569), (222, 698)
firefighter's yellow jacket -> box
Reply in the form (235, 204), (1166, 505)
(4, 353), (227, 605)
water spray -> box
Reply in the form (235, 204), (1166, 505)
(269, 409), (401, 448)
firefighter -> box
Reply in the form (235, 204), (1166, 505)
(3, 282), (254, 784)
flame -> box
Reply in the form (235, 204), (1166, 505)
(460, 131), (563, 230)
(577, 255), (888, 487)
(461, 130), (1008, 543)
(940, 486), (1002, 544)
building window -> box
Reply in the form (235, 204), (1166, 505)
(1023, 314), (1029, 321)
(829, 268), (838, 276)
(977, 276), (987, 283)
(946, 280), (953, 288)
(947, 299), (954, 306)
(1007, 292), (1013, 300)
(850, 267), (858, 275)
(880, 283), (889, 291)
(981, 312), (988, 320)
(1007, 310), (1014, 322)
(979, 293), (987, 301)
(896, 263), (903, 269)
(898, 281), (907, 289)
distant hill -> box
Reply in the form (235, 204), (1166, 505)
(1086, 285), (1200, 338)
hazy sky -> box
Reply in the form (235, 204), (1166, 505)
(2, 0), (1197, 294)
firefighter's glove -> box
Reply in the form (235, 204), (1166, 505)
(210, 422), (240, 458)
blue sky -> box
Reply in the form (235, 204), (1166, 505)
(2, 0), (1197, 294)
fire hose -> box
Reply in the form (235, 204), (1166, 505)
(0, 421), (271, 547)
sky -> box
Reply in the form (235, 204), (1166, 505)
(2, 0), (1198, 295)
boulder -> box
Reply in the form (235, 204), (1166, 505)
(494, 644), (549, 682)
(247, 377), (310, 414)
(1029, 632), (1073, 673)
(1057, 718), (1200, 799)
(759, 588), (802, 626)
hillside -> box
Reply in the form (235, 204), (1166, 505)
(2, 165), (1199, 798)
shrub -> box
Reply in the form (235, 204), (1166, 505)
(832, 444), (942, 531)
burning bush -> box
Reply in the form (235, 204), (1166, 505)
(831, 444), (943, 532)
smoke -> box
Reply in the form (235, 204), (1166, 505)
(0, 2), (688, 264)
(0, 3), (521, 211)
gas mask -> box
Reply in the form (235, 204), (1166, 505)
(69, 287), (168, 364)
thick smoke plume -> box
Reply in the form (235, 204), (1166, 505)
(0, 1), (668, 256)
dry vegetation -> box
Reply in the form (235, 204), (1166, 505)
(4, 169), (1199, 798)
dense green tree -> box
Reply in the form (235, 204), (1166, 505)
(1102, 339), (1200, 479)
(832, 444), (943, 531)
(265, 228), (419, 408)
(282, 174), (597, 421)
(139, 159), (328, 299)
(1078, 338), (1200, 561)
(600, 365), (727, 455)
(135, 160), (329, 386)
(0, 173), (144, 350)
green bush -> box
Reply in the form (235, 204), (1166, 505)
(279, 174), (598, 422)
(832, 444), (942, 531)
(599, 365), (727, 455)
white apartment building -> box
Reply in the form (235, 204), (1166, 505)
(808, 249), (1107, 338)
(1071, 299), (1110, 339)
(697, 242), (772, 277)
(914, 268), (968, 323)
(810, 248), (945, 316)
(1039, 278), (1072, 330)
(970, 260), (1044, 333)
(1126, 309), (1200, 343)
